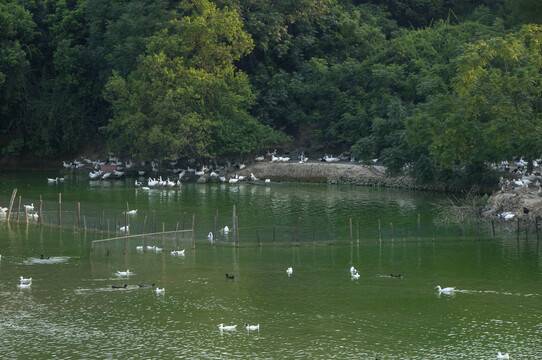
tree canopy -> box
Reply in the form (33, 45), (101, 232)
(1, 0), (541, 188)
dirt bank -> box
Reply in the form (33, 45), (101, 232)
(242, 161), (444, 190)
(482, 187), (542, 223)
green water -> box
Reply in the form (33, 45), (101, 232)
(0, 172), (540, 359)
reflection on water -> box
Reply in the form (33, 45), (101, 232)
(0, 173), (540, 358)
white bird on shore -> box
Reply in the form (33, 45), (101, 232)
(20, 276), (32, 284)
(265, 179), (271, 183)
(245, 324), (260, 331)
(286, 267), (293, 276)
(436, 285), (455, 294)
(497, 351), (510, 359)
(255, 155), (264, 161)
(229, 178), (239, 184)
(155, 247), (163, 253)
(218, 323), (237, 331)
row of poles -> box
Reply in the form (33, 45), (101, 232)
(3, 188), (539, 253)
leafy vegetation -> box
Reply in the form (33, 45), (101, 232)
(1, 0), (541, 188)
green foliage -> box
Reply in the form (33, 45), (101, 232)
(105, 0), (287, 160)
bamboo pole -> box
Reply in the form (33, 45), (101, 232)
(58, 193), (62, 226)
(78, 202), (81, 230)
(536, 217), (539, 242)
(6, 188), (17, 222)
(313, 227), (316, 245)
(492, 219), (495, 238)
(175, 222), (179, 249)
(181, 212), (186, 241)
(236, 216), (240, 247)
(349, 218), (353, 244)
(417, 214), (421, 241)
(232, 205), (236, 242)
(162, 222), (165, 249)
(297, 217), (301, 245)
(39, 196), (43, 226)
(390, 223), (394, 242)
(356, 220), (359, 244)
(25, 207), (28, 224)
(517, 218), (520, 240)
(378, 219), (382, 242)
(83, 215), (87, 231)
(142, 213), (147, 248)
(17, 195), (21, 222)
(257, 230), (262, 247)
(191, 213), (195, 248)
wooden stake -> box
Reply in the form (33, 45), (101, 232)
(313, 227), (316, 245)
(39, 196), (43, 225)
(17, 195), (21, 222)
(78, 202), (81, 230)
(297, 217), (301, 245)
(191, 213), (196, 248)
(142, 213), (147, 248)
(356, 220), (359, 244)
(517, 218), (520, 240)
(175, 222), (179, 249)
(58, 193), (62, 226)
(492, 219), (495, 237)
(349, 218), (353, 244)
(181, 212), (186, 241)
(235, 216), (239, 247)
(378, 219), (382, 242)
(417, 214), (421, 241)
(162, 222), (165, 249)
(6, 188), (17, 222)
(83, 215), (87, 230)
(390, 223), (394, 242)
(232, 205), (236, 242)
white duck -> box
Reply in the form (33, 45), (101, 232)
(20, 276), (32, 284)
(208, 232), (214, 241)
(116, 270), (131, 276)
(351, 272), (360, 280)
(220, 226), (230, 234)
(136, 245), (143, 251)
(18, 283), (32, 289)
(47, 177), (59, 183)
(350, 266), (357, 275)
(155, 287), (165, 294)
(218, 323), (237, 331)
(245, 323), (260, 331)
(155, 247), (163, 253)
(171, 249), (185, 256)
(119, 225), (129, 233)
(497, 351), (510, 359)
(286, 267), (293, 276)
(24, 203), (34, 211)
(436, 285), (455, 294)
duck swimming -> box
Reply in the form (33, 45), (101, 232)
(116, 270), (131, 276)
(390, 273), (403, 279)
(245, 324), (260, 331)
(286, 267), (293, 276)
(225, 274), (234, 280)
(112, 284), (127, 289)
(139, 283), (155, 288)
(436, 285), (455, 294)
(20, 276), (32, 284)
(218, 324), (237, 331)
(155, 287), (165, 294)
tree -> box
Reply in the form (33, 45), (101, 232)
(0, 0), (36, 154)
(104, 0), (288, 160)
(409, 24), (542, 172)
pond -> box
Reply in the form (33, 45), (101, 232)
(0, 172), (540, 359)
